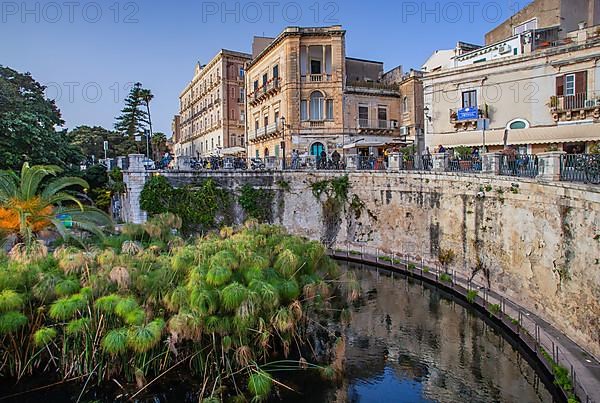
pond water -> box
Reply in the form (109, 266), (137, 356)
(332, 262), (554, 403)
(1, 262), (554, 403)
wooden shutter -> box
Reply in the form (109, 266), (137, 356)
(575, 71), (587, 95)
(556, 75), (564, 96)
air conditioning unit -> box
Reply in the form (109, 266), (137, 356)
(391, 120), (399, 129)
(400, 126), (408, 135)
(498, 44), (512, 54)
(585, 99), (595, 108)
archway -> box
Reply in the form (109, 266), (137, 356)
(310, 142), (325, 156)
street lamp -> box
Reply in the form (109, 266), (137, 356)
(280, 116), (286, 170)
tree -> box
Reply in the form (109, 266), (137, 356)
(68, 125), (137, 162)
(151, 132), (168, 161)
(114, 83), (155, 157)
(0, 65), (82, 170)
(0, 163), (111, 247)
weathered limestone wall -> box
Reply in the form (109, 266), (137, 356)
(123, 169), (600, 359)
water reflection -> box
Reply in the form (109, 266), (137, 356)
(340, 263), (551, 403)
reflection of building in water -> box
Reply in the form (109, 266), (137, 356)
(341, 265), (551, 402)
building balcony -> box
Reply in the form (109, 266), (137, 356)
(248, 122), (282, 142)
(449, 105), (488, 131)
(550, 93), (600, 122)
(550, 92), (600, 121)
(356, 118), (399, 132)
(301, 74), (332, 83)
(248, 78), (281, 107)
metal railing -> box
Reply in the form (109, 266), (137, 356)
(552, 92), (600, 112)
(500, 154), (538, 178)
(560, 154), (600, 184)
(329, 243), (595, 403)
(447, 155), (483, 173)
(356, 118), (397, 129)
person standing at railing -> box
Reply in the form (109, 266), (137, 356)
(291, 149), (299, 169)
(332, 149), (341, 170)
(319, 149), (327, 170)
(422, 147), (432, 170)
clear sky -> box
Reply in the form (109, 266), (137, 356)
(1, 0), (531, 136)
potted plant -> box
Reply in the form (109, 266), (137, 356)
(400, 145), (415, 169)
(454, 146), (473, 170)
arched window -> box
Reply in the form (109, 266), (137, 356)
(403, 96), (409, 113)
(507, 119), (530, 130)
(310, 91), (324, 121)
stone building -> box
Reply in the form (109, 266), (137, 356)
(245, 26), (422, 161)
(485, 0), (600, 45)
(177, 49), (251, 157)
(423, 5), (600, 153)
(171, 115), (181, 154)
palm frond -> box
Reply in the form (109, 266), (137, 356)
(20, 163), (61, 201)
(41, 176), (89, 200)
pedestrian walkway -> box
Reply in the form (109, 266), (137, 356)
(329, 249), (600, 403)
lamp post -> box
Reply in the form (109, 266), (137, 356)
(280, 116), (286, 170)
(144, 129), (150, 160)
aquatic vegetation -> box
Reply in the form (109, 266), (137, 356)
(0, 223), (351, 401)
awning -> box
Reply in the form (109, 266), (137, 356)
(428, 123), (600, 148)
(218, 147), (246, 156)
(343, 141), (385, 150)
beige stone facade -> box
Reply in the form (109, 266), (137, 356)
(424, 24), (600, 153)
(176, 50), (251, 157)
(245, 26), (422, 160)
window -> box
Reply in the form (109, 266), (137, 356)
(462, 90), (477, 108)
(565, 74), (575, 96)
(311, 59), (321, 75)
(507, 119), (529, 130)
(239, 67), (244, 78)
(402, 96), (409, 113)
(262, 73), (268, 92)
(274, 111), (279, 125)
(300, 100), (308, 121)
(240, 111), (245, 122)
(326, 99), (334, 120)
(211, 138), (214, 149)
(378, 106), (387, 123)
(358, 105), (369, 126)
(240, 88), (244, 101)
(273, 65), (279, 80)
(255, 119), (259, 131)
(217, 136), (220, 146)
(309, 91), (324, 120)
(264, 115), (268, 128)
(253, 80), (259, 93)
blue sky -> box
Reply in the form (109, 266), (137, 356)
(1, 0), (531, 136)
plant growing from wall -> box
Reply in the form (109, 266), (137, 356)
(438, 249), (456, 274)
(239, 184), (274, 223)
(466, 289), (478, 304)
(309, 176), (350, 246)
(140, 175), (231, 233)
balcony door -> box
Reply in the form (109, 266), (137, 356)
(557, 71), (587, 109)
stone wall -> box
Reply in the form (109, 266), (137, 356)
(123, 168), (600, 359)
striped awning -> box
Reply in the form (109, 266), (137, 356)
(428, 123), (600, 147)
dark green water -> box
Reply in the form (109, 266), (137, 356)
(0, 262), (553, 402)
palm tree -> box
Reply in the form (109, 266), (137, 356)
(0, 163), (112, 247)
(139, 88), (154, 156)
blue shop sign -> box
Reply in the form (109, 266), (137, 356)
(457, 107), (479, 121)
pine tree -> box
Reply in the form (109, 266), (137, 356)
(114, 82), (150, 137)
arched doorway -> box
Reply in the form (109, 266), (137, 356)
(310, 142), (325, 156)
(264, 147), (270, 157)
